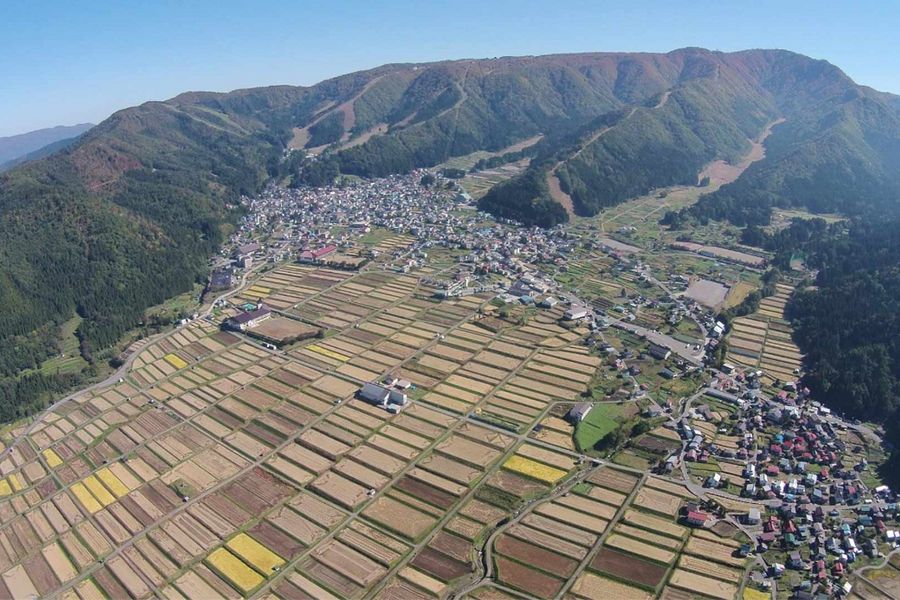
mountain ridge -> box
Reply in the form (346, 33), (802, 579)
(0, 123), (93, 168)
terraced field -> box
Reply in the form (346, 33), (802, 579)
(725, 283), (803, 384)
(0, 252), (638, 600)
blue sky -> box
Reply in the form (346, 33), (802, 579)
(2, 0), (899, 136)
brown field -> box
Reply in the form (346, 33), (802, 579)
(591, 547), (668, 590)
(588, 468), (640, 493)
(411, 547), (471, 582)
(506, 524), (588, 560)
(495, 534), (578, 578)
(251, 316), (319, 343)
(488, 471), (548, 498)
(522, 514), (598, 548)
(668, 568), (738, 600)
(495, 556), (564, 599)
(310, 471), (369, 509)
(436, 435), (501, 469)
(395, 475), (456, 510)
(363, 497), (437, 541)
(685, 279), (729, 308)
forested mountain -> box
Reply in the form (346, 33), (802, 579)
(0, 123), (93, 167)
(3, 47), (900, 419)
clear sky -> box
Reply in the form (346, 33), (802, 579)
(2, 0), (899, 137)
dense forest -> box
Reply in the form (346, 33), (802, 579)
(478, 167), (569, 227)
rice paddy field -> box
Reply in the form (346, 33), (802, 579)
(725, 283), (803, 384)
(0, 240), (762, 599)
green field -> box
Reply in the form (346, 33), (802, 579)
(574, 403), (625, 451)
(39, 315), (88, 375)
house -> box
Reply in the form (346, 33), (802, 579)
(563, 306), (589, 321)
(705, 473), (721, 488)
(224, 305), (272, 331)
(208, 267), (235, 291)
(648, 342), (671, 360)
(300, 244), (338, 263)
(567, 402), (593, 423)
(360, 382), (390, 405)
(234, 241), (260, 259)
(539, 296), (559, 308)
(684, 510), (709, 527)
(359, 382), (408, 408)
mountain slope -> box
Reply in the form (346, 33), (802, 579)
(0, 123), (93, 165)
(0, 134), (86, 172)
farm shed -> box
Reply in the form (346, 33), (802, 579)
(567, 403), (593, 423)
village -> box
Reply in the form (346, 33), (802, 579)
(0, 172), (892, 600)
(193, 172), (899, 600)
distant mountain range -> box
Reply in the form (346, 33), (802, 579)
(3, 47), (900, 417)
(0, 123), (93, 171)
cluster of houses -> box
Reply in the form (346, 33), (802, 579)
(673, 369), (899, 598)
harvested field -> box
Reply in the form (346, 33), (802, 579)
(312, 539), (386, 587)
(363, 496), (437, 541)
(587, 467), (640, 493)
(535, 503), (608, 533)
(615, 524), (682, 550)
(623, 509), (687, 539)
(591, 547), (668, 590)
(310, 472), (369, 509)
(506, 524), (588, 560)
(437, 436), (501, 468)
(684, 536), (745, 567)
(521, 513), (598, 548)
(570, 571), (653, 600)
(679, 555), (741, 583)
(587, 485), (627, 506)
(668, 568), (738, 600)
(634, 486), (682, 516)
(605, 534), (676, 564)
(645, 477), (693, 498)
